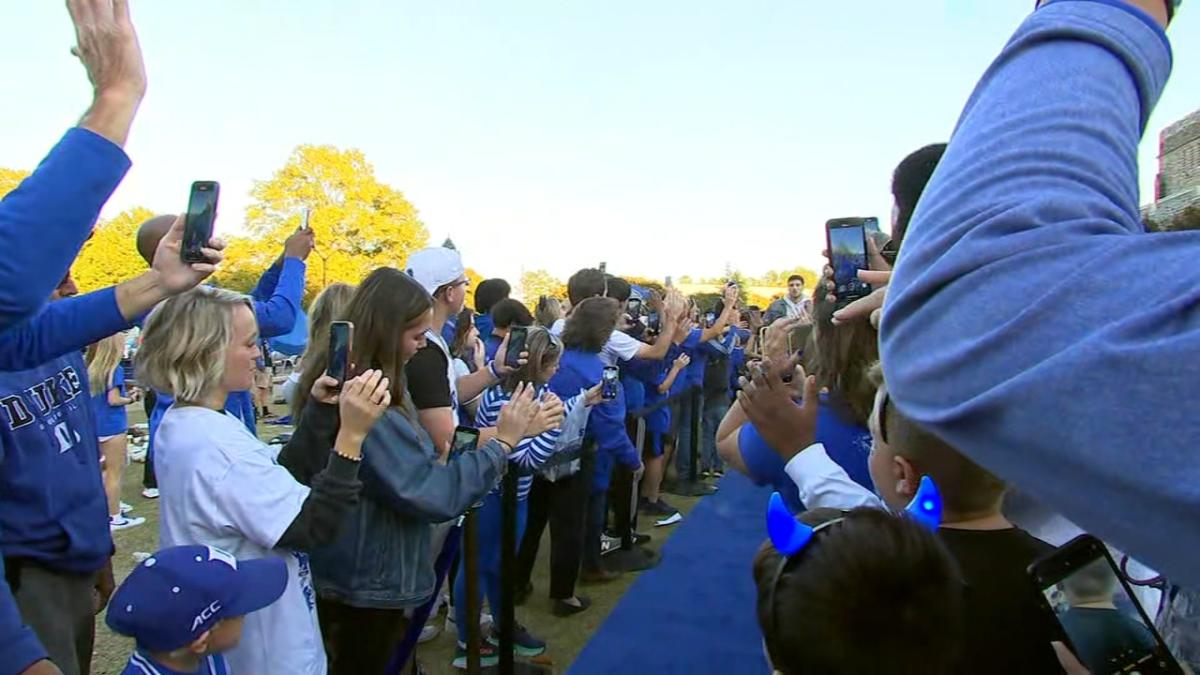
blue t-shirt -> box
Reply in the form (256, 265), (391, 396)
(121, 650), (228, 675)
(90, 367), (128, 437)
(739, 393), (874, 513)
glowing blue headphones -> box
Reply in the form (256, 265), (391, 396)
(766, 475), (943, 556)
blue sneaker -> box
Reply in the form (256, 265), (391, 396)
(452, 642), (499, 670)
(488, 622), (547, 657)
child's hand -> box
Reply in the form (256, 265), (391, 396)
(737, 361), (819, 462)
(585, 383), (604, 407)
(496, 383), (539, 449)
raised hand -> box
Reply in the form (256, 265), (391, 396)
(493, 332), (529, 376)
(337, 370), (391, 440)
(68, 0), (146, 100)
(151, 215), (226, 293)
(737, 361), (820, 462)
(283, 227), (316, 262)
(831, 270), (891, 329)
(672, 353), (691, 371)
(584, 383), (604, 407)
(529, 394), (565, 436)
(496, 383), (540, 449)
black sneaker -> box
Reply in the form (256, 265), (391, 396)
(452, 642), (499, 670)
(631, 531), (651, 546)
(488, 622), (547, 657)
(552, 595), (592, 617)
(642, 499), (678, 517)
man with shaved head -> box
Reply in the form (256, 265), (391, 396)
(136, 215), (313, 496)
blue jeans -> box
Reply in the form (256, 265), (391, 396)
(453, 491), (528, 643)
(702, 394), (730, 472)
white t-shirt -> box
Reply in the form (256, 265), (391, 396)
(155, 406), (326, 675)
(550, 319), (640, 367)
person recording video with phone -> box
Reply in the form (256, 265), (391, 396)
(278, 267), (546, 674)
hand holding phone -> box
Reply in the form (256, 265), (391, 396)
(326, 321), (353, 390)
(601, 366), (619, 400)
(449, 426), (480, 461)
(1029, 535), (1183, 674)
(182, 181), (220, 263)
(825, 218), (872, 307)
(505, 326), (528, 369)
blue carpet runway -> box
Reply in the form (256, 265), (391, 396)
(569, 473), (771, 675)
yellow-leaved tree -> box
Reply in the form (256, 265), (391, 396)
(0, 168), (30, 198)
(1, 167), (151, 293)
(73, 206), (156, 292)
(238, 145), (429, 303)
(519, 269), (567, 308)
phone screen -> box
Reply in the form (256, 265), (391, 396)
(450, 426), (480, 461)
(182, 181), (220, 262)
(626, 298), (642, 318)
(601, 366), (619, 400)
(326, 322), (352, 387)
(1032, 537), (1181, 674)
(505, 326), (528, 369)
(827, 221), (871, 303)
(647, 311), (661, 332)
(704, 312), (716, 328)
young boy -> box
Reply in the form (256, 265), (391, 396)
(753, 506), (965, 674)
(749, 363), (1070, 673)
(106, 545), (287, 675)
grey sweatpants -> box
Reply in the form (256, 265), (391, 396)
(12, 562), (95, 675)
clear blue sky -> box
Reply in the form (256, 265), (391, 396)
(1, 1), (1196, 287)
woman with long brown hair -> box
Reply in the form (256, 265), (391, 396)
(279, 267), (546, 674)
(286, 282), (355, 416)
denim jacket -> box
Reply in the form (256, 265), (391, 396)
(308, 406), (506, 609)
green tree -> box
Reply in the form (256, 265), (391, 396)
(245, 145), (429, 300)
(519, 269), (566, 308)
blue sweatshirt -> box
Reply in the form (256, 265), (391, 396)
(0, 287), (133, 372)
(0, 352), (112, 671)
(880, 1), (1192, 584)
(148, 258), (306, 443)
(549, 349), (640, 492)
(0, 128), (130, 334)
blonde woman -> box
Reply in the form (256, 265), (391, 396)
(87, 332), (143, 530)
(137, 286), (393, 675)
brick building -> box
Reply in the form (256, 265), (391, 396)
(1143, 108), (1200, 225)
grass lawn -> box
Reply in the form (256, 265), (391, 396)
(92, 404), (702, 674)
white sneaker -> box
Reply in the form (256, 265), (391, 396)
(110, 515), (146, 531)
(418, 621), (442, 644)
(131, 551), (152, 564)
(119, 501), (133, 515)
(445, 610), (494, 633)
(141, 488), (159, 499)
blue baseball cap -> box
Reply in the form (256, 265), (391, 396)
(106, 545), (288, 652)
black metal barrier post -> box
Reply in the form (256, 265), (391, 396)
(499, 469), (551, 675)
(463, 508), (484, 675)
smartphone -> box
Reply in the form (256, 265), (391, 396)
(757, 326), (768, 350)
(325, 321), (353, 389)
(598, 262), (607, 274)
(449, 426), (480, 461)
(626, 298), (643, 318)
(704, 312), (716, 328)
(825, 217), (872, 307)
(505, 326), (528, 369)
(1028, 535), (1182, 675)
(182, 181), (220, 263)
(647, 311), (661, 333)
(601, 366), (619, 400)
(300, 207), (311, 230)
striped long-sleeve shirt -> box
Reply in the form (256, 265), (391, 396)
(475, 383), (587, 500)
